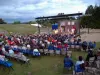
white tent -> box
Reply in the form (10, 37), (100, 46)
(31, 24), (42, 27)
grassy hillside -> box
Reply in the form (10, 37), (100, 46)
(0, 24), (37, 34)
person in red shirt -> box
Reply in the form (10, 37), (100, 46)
(57, 42), (62, 50)
(64, 42), (68, 51)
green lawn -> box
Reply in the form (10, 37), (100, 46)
(0, 24), (37, 34)
(0, 51), (88, 75)
(96, 42), (100, 48)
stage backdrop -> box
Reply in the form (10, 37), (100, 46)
(59, 20), (79, 34)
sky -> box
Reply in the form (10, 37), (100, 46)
(0, 0), (97, 23)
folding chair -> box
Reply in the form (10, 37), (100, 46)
(33, 52), (40, 57)
(73, 64), (85, 75)
(4, 61), (13, 70)
(67, 51), (72, 58)
(49, 50), (54, 55)
(61, 49), (67, 55)
(71, 45), (75, 49)
(44, 49), (49, 55)
(88, 57), (95, 67)
(0, 60), (13, 70)
(39, 49), (44, 55)
(96, 56), (100, 68)
(75, 45), (80, 50)
(55, 47), (61, 55)
(64, 60), (73, 70)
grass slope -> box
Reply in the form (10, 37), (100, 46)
(0, 24), (37, 34)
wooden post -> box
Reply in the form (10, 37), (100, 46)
(88, 27), (89, 34)
(38, 23), (40, 34)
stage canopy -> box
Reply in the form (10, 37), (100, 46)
(35, 13), (83, 20)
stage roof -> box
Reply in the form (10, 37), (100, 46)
(35, 13), (83, 19)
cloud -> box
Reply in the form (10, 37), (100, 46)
(0, 0), (96, 23)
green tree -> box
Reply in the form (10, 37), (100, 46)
(13, 21), (21, 24)
(85, 5), (94, 14)
(92, 6), (100, 28)
(28, 21), (36, 24)
(80, 5), (100, 28)
(0, 18), (7, 24)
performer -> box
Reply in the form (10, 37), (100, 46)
(71, 26), (76, 34)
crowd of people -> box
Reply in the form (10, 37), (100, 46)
(64, 48), (100, 75)
(0, 33), (96, 59)
(0, 33), (98, 74)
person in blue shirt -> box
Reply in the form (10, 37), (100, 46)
(64, 54), (73, 69)
(82, 41), (87, 51)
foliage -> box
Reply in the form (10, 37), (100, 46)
(13, 21), (21, 24)
(80, 5), (100, 29)
(36, 19), (53, 27)
(25, 21), (36, 24)
(0, 18), (7, 24)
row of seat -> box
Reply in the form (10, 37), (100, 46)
(0, 59), (13, 70)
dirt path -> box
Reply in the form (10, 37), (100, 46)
(81, 29), (100, 42)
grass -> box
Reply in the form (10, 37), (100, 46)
(96, 42), (100, 48)
(0, 51), (88, 75)
(0, 24), (37, 34)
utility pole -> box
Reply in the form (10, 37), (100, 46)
(38, 23), (40, 34)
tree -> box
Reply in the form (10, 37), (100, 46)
(85, 5), (94, 14)
(13, 21), (21, 24)
(0, 18), (7, 24)
(28, 21), (36, 24)
(92, 6), (100, 28)
(80, 5), (100, 29)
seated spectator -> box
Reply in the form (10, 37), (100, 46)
(0, 54), (5, 61)
(64, 54), (73, 69)
(88, 41), (94, 49)
(22, 45), (27, 50)
(2, 46), (6, 54)
(93, 41), (96, 49)
(85, 48), (97, 61)
(73, 56), (85, 74)
(82, 41), (87, 51)
(76, 56), (84, 66)
(27, 44), (31, 50)
(9, 48), (14, 56)
(33, 49), (40, 56)
(64, 42), (68, 51)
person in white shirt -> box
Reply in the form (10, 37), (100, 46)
(22, 45), (27, 50)
(0, 55), (5, 61)
(33, 49), (40, 56)
(33, 49), (39, 52)
(76, 56), (84, 66)
(27, 44), (31, 49)
(9, 49), (14, 56)
(2, 47), (6, 54)
(13, 45), (18, 49)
